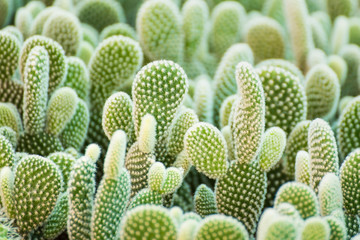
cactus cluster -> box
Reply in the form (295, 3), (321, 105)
(1, 0), (360, 239)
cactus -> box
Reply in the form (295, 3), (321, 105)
(42, 11), (81, 56)
(331, 16), (349, 55)
(305, 64), (340, 120)
(213, 44), (254, 126)
(246, 16), (285, 63)
(257, 65), (307, 135)
(219, 95), (236, 129)
(0, 32), (20, 81)
(284, 0), (314, 72)
(318, 173), (343, 217)
(42, 192), (69, 239)
(67, 145), (99, 240)
(308, 118), (339, 193)
(119, 205), (177, 240)
(167, 108), (198, 157)
(13, 155), (62, 235)
(62, 57), (90, 101)
(216, 160), (266, 234)
(132, 60), (187, 165)
(20, 36), (67, 94)
(301, 217), (330, 240)
(193, 215), (249, 240)
(340, 44), (360, 96)
(295, 151), (311, 185)
(326, 0), (357, 21)
(231, 62), (265, 164)
(257, 208), (299, 240)
(100, 23), (137, 42)
(338, 96), (360, 159)
(258, 127), (286, 172)
(209, 2), (246, 59)
(14, 8), (32, 40)
(283, 120), (310, 177)
(22, 46), (49, 135)
(340, 149), (360, 215)
(125, 141), (155, 197)
(256, 59), (305, 84)
(102, 92), (134, 143)
(128, 188), (163, 210)
(274, 182), (319, 219)
(148, 162), (183, 195)
(310, 17), (329, 53)
(136, 0), (183, 63)
(91, 131), (131, 240)
(0, 127), (17, 149)
(325, 216), (347, 240)
(194, 184), (217, 218)
(194, 75), (213, 123)
(76, 0), (124, 32)
(48, 152), (76, 188)
(328, 55), (348, 86)
(87, 35), (142, 149)
(45, 87), (78, 136)
(0, 167), (14, 219)
(182, 0), (208, 61)
(184, 122), (228, 179)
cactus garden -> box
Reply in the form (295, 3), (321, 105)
(1, 0), (360, 239)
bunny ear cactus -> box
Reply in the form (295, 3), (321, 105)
(42, 11), (82, 56)
(231, 62), (265, 164)
(0, 103), (22, 141)
(337, 96), (360, 159)
(67, 144), (100, 240)
(20, 36), (67, 94)
(182, 0), (209, 61)
(328, 55), (348, 87)
(215, 160), (267, 235)
(257, 65), (307, 135)
(0, 31), (20, 81)
(166, 108), (198, 157)
(284, 0), (314, 72)
(219, 95), (236, 129)
(127, 188), (163, 210)
(91, 130), (131, 240)
(301, 217), (330, 240)
(283, 120), (311, 177)
(258, 127), (287, 172)
(100, 23), (137, 42)
(119, 205), (177, 240)
(193, 215), (249, 240)
(318, 173), (343, 217)
(0, 167), (15, 219)
(184, 122), (228, 179)
(62, 57), (89, 101)
(76, 0), (125, 32)
(257, 208), (299, 240)
(41, 191), (69, 240)
(132, 60), (188, 165)
(340, 149), (360, 216)
(194, 184), (217, 218)
(102, 92), (134, 144)
(308, 118), (339, 193)
(295, 150), (311, 185)
(326, 0), (357, 21)
(148, 162), (183, 195)
(340, 44), (360, 97)
(194, 75), (213, 123)
(305, 64), (340, 120)
(22, 45), (49, 135)
(48, 152), (76, 189)
(274, 182), (320, 219)
(45, 87), (78, 136)
(136, 0), (183, 63)
(325, 216), (347, 240)
(213, 43), (254, 127)
(13, 155), (63, 236)
(209, 1), (246, 59)
(245, 16), (286, 63)
(87, 35), (143, 150)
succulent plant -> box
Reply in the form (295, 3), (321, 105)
(194, 184), (217, 218)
